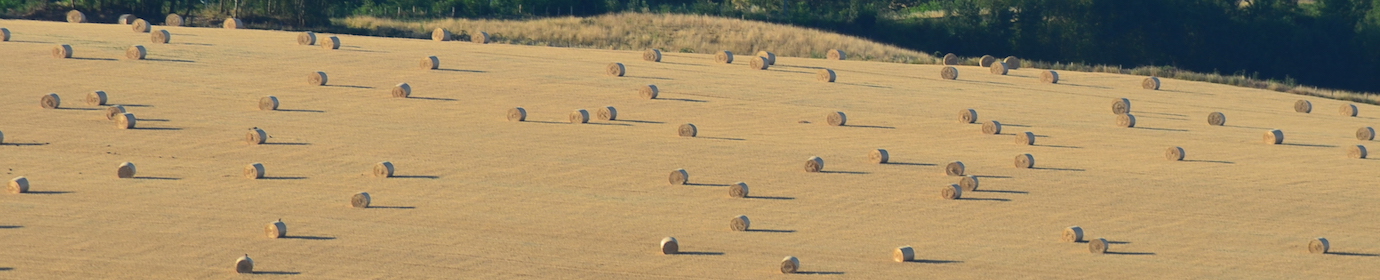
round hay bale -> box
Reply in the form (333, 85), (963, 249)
(1208, 112), (1226, 126)
(639, 84), (659, 99)
(118, 14), (136, 24)
(165, 14), (183, 26)
(826, 111), (847, 126)
(125, 45), (146, 60)
(471, 31), (489, 44)
(982, 120), (1002, 135)
(0, 130), (4, 144)
(421, 56), (440, 70)
(1340, 104), (1358, 117)
(959, 109), (978, 124)
(2, 28), (9, 42)
(40, 93), (60, 109)
(1015, 154), (1034, 168)
(945, 161), (966, 176)
(8, 177), (30, 194)
(258, 96), (279, 111)
(266, 219), (286, 238)
(943, 53), (959, 65)
(827, 49), (846, 60)
(223, 18), (243, 29)
(244, 163), (265, 179)
(1166, 146), (1186, 161)
(729, 182), (749, 198)
(595, 106), (618, 121)
(869, 149), (889, 164)
(990, 62), (1009, 75)
(1348, 145), (1368, 159)
(507, 107), (527, 122)
(714, 51), (734, 64)
(115, 113), (136, 129)
(1017, 131), (1035, 145)
(234, 254), (254, 273)
(749, 56), (769, 70)
(1309, 237), (1330, 254)
(392, 83), (411, 98)
(308, 71), (327, 86)
(117, 162), (137, 178)
(321, 36), (340, 49)
(1142, 77), (1161, 90)
(431, 28), (451, 41)
(297, 31), (316, 45)
(132, 19), (150, 33)
(941, 66), (959, 80)
(607, 63), (626, 77)
(818, 69), (837, 83)
(678, 123), (698, 137)
(569, 109), (590, 124)
(1294, 100), (1312, 113)
(1089, 238), (1108, 254)
(1004, 56), (1022, 69)
(941, 184), (963, 199)
(1062, 226), (1084, 242)
(756, 51), (776, 65)
(1358, 127), (1375, 140)
(979, 55), (997, 67)
(644, 49), (662, 62)
(1041, 70), (1059, 84)
(67, 10), (85, 23)
(373, 161), (395, 178)
(1265, 129), (1285, 145)
(959, 175), (979, 192)
(53, 44), (72, 59)
(106, 105), (126, 120)
(152, 29), (170, 44)
(730, 215), (750, 231)
(87, 91), (108, 106)
(780, 256), (800, 274)
(1113, 98), (1131, 115)
(669, 169), (688, 185)
(351, 192), (371, 208)
(660, 237), (679, 255)
(893, 246), (915, 263)
(246, 128), (267, 145)
(805, 156), (825, 173)
(1117, 114), (1137, 128)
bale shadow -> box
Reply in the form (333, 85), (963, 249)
(27, 191), (72, 194)
(434, 68), (486, 73)
(1225, 124), (1272, 130)
(1035, 144), (1083, 149)
(131, 127), (182, 130)
(263, 142), (311, 146)
(368, 205), (416, 209)
(1327, 252), (1380, 257)
(276, 109), (325, 113)
(1003, 123), (1032, 128)
(1282, 143), (1337, 148)
(1061, 83), (1113, 90)
(55, 107), (99, 111)
(771, 69), (811, 74)
(1133, 127), (1190, 132)
(1107, 241), (1132, 244)
(699, 136), (746, 141)
(325, 85), (374, 89)
(10, 40), (54, 44)
(684, 183), (731, 187)
(251, 271), (301, 275)
(1137, 111), (1189, 117)
(525, 121), (568, 124)
(658, 61), (705, 67)
(675, 251), (725, 255)
(118, 104), (153, 107)
(959, 197), (1011, 202)
(406, 96), (458, 102)
(972, 175), (1013, 179)
(1183, 159), (1234, 164)
(391, 175), (439, 179)
(146, 58), (195, 63)
(1031, 167), (1086, 172)
(975, 189), (1028, 194)
(133, 176), (180, 180)
(586, 122), (633, 127)
(885, 162), (935, 166)
(839, 82), (891, 89)
(774, 64), (827, 70)
(136, 118), (169, 122)
(613, 119), (664, 124)
(627, 75), (673, 81)
(71, 57), (118, 61)
(746, 196), (795, 200)
(1106, 252), (1156, 255)
(908, 259), (963, 264)
(746, 229), (796, 233)
(818, 170), (869, 175)
(797, 271), (846, 275)
(843, 124), (896, 129)
(658, 98), (707, 103)
(1, 143), (49, 146)
(283, 235), (335, 240)
(262, 176), (308, 180)
(339, 48), (387, 53)
(0, 225), (23, 229)
(176, 42), (213, 46)
(0, 267), (11, 271)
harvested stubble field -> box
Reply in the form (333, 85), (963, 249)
(1, 18), (1378, 279)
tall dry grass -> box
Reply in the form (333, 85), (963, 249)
(337, 13), (937, 64)
(339, 13), (1375, 104)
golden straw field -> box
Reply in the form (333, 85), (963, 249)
(1, 18), (1378, 279)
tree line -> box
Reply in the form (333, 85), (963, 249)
(2, 0), (1379, 93)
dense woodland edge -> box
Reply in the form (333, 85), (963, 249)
(3, 0), (1380, 101)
